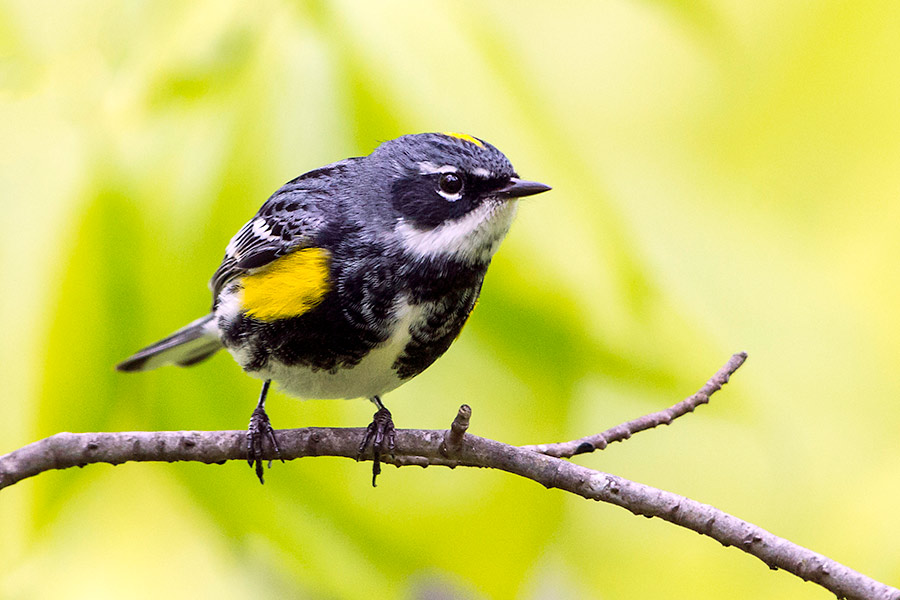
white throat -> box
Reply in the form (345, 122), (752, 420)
(395, 199), (518, 264)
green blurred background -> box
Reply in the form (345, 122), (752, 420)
(2, 1), (899, 598)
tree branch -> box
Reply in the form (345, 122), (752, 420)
(1, 354), (896, 600)
(522, 352), (747, 457)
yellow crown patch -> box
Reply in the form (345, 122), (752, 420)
(442, 132), (484, 148)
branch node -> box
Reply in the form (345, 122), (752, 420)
(440, 404), (471, 456)
(574, 442), (594, 455)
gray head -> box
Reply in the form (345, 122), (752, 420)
(371, 132), (550, 263)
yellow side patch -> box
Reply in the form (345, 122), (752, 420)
(443, 132), (484, 147)
(241, 247), (331, 321)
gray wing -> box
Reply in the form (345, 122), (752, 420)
(208, 158), (361, 305)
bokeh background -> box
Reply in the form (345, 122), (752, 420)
(2, 1), (900, 598)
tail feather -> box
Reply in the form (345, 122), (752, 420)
(116, 314), (223, 372)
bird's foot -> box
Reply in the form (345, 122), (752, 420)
(357, 407), (396, 487)
(247, 405), (282, 484)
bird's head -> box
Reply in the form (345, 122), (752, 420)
(374, 132), (551, 264)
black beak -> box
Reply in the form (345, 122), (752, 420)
(497, 177), (552, 198)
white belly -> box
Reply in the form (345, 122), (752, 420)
(228, 300), (424, 400)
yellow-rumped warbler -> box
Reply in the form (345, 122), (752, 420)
(117, 132), (550, 484)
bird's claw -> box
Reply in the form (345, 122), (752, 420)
(247, 405), (282, 484)
(357, 407), (396, 487)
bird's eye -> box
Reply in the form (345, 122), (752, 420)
(438, 172), (463, 196)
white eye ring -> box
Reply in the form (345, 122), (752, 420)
(437, 172), (464, 201)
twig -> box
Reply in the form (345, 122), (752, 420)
(1, 353), (896, 600)
(440, 403), (471, 455)
(522, 352), (747, 457)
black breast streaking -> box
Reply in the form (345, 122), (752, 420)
(221, 244), (489, 379)
(392, 254), (486, 380)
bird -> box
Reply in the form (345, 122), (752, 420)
(116, 132), (551, 484)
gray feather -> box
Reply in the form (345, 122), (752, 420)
(116, 314), (222, 372)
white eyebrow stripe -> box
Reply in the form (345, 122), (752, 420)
(472, 167), (492, 178)
(418, 161), (459, 175)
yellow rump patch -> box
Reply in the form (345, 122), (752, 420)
(241, 248), (331, 322)
(442, 132), (484, 148)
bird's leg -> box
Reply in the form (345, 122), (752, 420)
(357, 395), (396, 487)
(247, 379), (282, 484)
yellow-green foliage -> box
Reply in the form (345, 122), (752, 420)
(2, 1), (899, 598)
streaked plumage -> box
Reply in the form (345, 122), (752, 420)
(117, 132), (550, 483)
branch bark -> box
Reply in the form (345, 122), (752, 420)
(522, 351), (747, 457)
(1, 353), (896, 600)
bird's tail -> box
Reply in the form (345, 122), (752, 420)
(116, 314), (223, 372)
